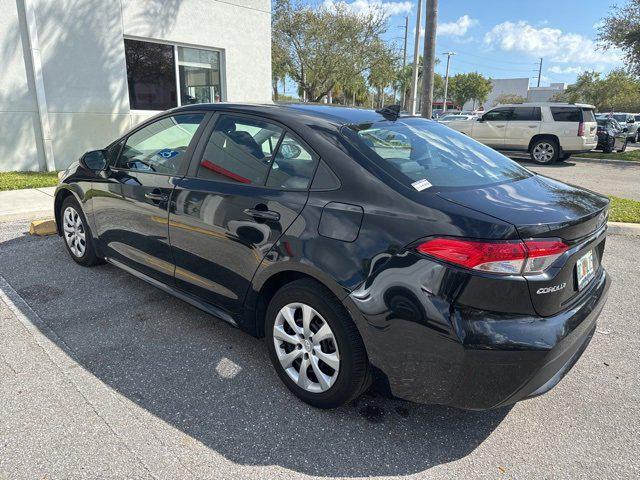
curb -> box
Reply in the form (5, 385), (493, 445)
(29, 219), (57, 236)
(607, 221), (640, 236)
(571, 156), (640, 166)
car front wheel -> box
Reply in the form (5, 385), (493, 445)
(265, 279), (369, 408)
(530, 138), (559, 164)
(60, 196), (103, 266)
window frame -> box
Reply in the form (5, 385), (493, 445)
(510, 107), (542, 121)
(124, 36), (227, 114)
(185, 111), (321, 192)
(109, 111), (213, 177)
(483, 107), (513, 122)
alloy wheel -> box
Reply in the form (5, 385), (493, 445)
(532, 142), (555, 163)
(273, 302), (340, 393)
(63, 206), (86, 257)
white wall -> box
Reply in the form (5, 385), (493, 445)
(0, 0), (44, 171)
(0, 0), (272, 172)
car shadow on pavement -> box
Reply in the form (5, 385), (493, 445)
(0, 236), (510, 477)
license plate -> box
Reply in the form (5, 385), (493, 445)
(576, 250), (595, 290)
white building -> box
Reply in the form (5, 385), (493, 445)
(462, 77), (530, 111)
(527, 83), (567, 103)
(1, 0), (272, 172)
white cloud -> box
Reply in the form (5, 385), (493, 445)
(322, 0), (412, 17)
(439, 15), (478, 36)
(548, 65), (583, 75)
(483, 21), (622, 65)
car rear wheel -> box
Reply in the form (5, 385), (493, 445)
(618, 140), (627, 153)
(602, 138), (614, 153)
(530, 138), (559, 164)
(265, 279), (369, 408)
(60, 196), (102, 267)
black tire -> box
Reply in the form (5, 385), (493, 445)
(265, 278), (370, 409)
(559, 153), (572, 161)
(59, 196), (103, 267)
(529, 137), (559, 164)
(602, 138), (614, 153)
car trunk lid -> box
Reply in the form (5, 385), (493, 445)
(438, 175), (609, 316)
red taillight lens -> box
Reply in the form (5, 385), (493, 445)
(416, 238), (568, 275)
(578, 121), (584, 136)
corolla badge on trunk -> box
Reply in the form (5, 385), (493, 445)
(536, 283), (567, 294)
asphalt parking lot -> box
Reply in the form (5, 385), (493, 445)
(511, 156), (640, 201)
(1, 166), (639, 479)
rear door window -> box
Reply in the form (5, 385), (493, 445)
(265, 134), (318, 190)
(196, 114), (283, 184)
(510, 107), (541, 121)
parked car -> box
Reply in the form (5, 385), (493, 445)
(596, 117), (628, 153)
(438, 114), (477, 124)
(55, 104), (611, 410)
(610, 113), (638, 142)
(448, 102), (598, 164)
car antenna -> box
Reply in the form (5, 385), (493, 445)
(375, 104), (402, 121)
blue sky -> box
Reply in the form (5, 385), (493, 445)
(323, 0), (623, 87)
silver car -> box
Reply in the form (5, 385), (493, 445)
(611, 113), (639, 142)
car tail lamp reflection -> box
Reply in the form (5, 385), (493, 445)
(416, 238), (569, 275)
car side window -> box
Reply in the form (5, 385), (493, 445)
(196, 114), (283, 184)
(511, 107), (541, 121)
(116, 114), (204, 174)
(483, 108), (512, 121)
(550, 107), (581, 122)
(266, 134), (318, 190)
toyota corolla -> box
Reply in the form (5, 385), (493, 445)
(54, 104), (610, 409)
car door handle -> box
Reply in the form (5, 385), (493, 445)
(528, 125), (538, 128)
(145, 192), (167, 202)
(243, 208), (280, 221)
(496, 125), (505, 128)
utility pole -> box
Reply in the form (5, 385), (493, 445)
(409, 0), (423, 115)
(537, 57), (543, 87)
(442, 51), (455, 113)
(400, 15), (409, 107)
(421, 0), (438, 118)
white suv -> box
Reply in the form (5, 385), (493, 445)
(448, 103), (598, 164)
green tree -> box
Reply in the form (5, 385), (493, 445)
(368, 42), (400, 108)
(552, 69), (640, 111)
(448, 72), (492, 109)
(272, 0), (389, 103)
(271, 39), (289, 101)
(598, 0), (640, 76)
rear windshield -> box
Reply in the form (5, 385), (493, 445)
(344, 118), (532, 190)
(550, 107), (595, 122)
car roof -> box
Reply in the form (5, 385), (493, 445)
(170, 102), (403, 125)
(492, 102), (596, 109)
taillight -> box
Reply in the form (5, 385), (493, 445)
(416, 238), (568, 275)
(578, 122), (584, 136)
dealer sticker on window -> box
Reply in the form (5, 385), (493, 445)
(411, 178), (432, 191)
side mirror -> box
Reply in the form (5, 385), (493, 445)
(622, 126), (629, 133)
(80, 150), (108, 171)
(628, 118), (635, 124)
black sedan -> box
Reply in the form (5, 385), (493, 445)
(596, 117), (627, 153)
(55, 103), (611, 409)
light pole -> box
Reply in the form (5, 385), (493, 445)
(409, 0), (423, 115)
(400, 15), (409, 106)
(442, 51), (455, 113)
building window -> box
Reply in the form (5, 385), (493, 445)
(124, 39), (224, 111)
(178, 47), (222, 105)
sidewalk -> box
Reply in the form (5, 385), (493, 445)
(0, 187), (55, 220)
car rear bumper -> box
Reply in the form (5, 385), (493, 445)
(562, 136), (598, 153)
(346, 262), (610, 410)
